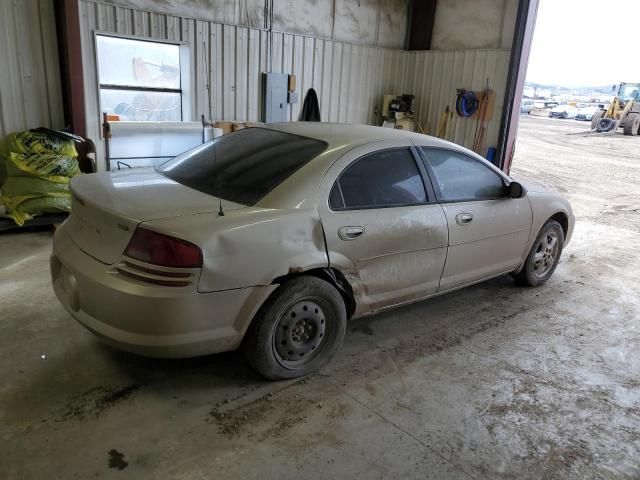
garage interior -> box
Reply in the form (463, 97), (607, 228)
(1, 0), (639, 478)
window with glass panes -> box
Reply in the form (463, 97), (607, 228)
(96, 34), (183, 122)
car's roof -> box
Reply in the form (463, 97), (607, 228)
(264, 122), (455, 151)
(254, 122), (505, 210)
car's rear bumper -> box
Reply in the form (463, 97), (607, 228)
(51, 224), (276, 358)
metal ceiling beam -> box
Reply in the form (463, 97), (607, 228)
(408, 0), (437, 51)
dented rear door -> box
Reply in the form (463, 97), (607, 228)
(317, 141), (448, 314)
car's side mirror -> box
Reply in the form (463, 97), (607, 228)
(508, 181), (526, 199)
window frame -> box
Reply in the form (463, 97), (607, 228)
(94, 32), (191, 123)
(418, 146), (510, 204)
(328, 146), (436, 211)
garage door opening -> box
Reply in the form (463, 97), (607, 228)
(510, 0), (640, 237)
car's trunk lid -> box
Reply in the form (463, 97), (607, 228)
(67, 169), (245, 264)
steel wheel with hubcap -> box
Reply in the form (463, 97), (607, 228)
(515, 219), (565, 287)
(243, 276), (346, 379)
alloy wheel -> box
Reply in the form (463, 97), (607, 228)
(532, 231), (559, 279)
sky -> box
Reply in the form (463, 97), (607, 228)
(526, 0), (640, 87)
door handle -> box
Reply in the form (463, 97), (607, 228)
(455, 213), (474, 226)
(338, 226), (365, 241)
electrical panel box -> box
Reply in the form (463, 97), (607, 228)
(263, 72), (289, 123)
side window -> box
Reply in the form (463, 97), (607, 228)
(330, 148), (427, 210)
(422, 148), (506, 202)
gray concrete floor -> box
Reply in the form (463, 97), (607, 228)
(2, 116), (639, 479)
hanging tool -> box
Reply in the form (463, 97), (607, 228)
(472, 80), (493, 154)
(455, 89), (479, 118)
(436, 106), (453, 139)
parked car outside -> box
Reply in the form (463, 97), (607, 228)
(51, 124), (574, 379)
(521, 99), (535, 114)
(549, 105), (578, 119)
(575, 106), (599, 121)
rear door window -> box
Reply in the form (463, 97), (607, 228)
(157, 128), (327, 205)
(330, 148), (428, 210)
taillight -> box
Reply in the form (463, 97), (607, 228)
(124, 228), (202, 268)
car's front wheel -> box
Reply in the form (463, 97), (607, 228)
(242, 276), (347, 379)
(514, 220), (565, 287)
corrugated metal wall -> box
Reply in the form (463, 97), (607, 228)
(79, 0), (409, 169)
(0, 0), (64, 138)
(93, 0), (410, 49)
(78, 0), (510, 168)
(0, 0), (511, 167)
(403, 49), (511, 152)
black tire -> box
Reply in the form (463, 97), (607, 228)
(623, 113), (640, 136)
(242, 276), (347, 380)
(514, 220), (565, 287)
(597, 117), (616, 133)
(591, 110), (604, 130)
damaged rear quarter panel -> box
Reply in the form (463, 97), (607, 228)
(143, 207), (329, 293)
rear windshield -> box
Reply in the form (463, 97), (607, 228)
(157, 128), (327, 205)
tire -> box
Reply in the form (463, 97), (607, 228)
(623, 113), (640, 136)
(514, 220), (565, 287)
(591, 110), (604, 130)
(242, 276), (347, 380)
(597, 117), (616, 133)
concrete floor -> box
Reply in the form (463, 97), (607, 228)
(2, 116), (639, 479)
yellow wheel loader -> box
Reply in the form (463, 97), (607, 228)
(592, 82), (640, 135)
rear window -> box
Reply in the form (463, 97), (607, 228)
(157, 128), (327, 205)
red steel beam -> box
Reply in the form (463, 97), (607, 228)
(54, 0), (86, 137)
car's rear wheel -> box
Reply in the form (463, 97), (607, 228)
(514, 220), (565, 287)
(242, 276), (346, 379)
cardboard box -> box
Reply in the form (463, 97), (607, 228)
(213, 121), (233, 134)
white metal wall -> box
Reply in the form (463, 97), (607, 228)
(403, 49), (511, 152)
(0, 0), (64, 138)
(78, 0), (509, 167)
(0, 0), (511, 166)
(91, 0), (410, 49)
(79, 0), (409, 169)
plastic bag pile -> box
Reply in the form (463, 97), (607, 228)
(0, 130), (80, 226)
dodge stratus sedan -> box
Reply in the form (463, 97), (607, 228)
(51, 124), (574, 379)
